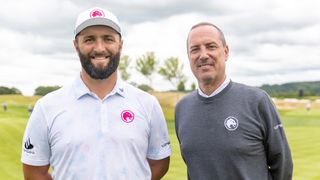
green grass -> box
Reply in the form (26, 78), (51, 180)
(163, 120), (187, 180)
(279, 109), (320, 180)
(286, 127), (320, 180)
(280, 108), (320, 126)
(0, 95), (39, 179)
(1, 95), (320, 179)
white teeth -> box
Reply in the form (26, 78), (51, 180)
(198, 63), (213, 67)
(93, 57), (108, 60)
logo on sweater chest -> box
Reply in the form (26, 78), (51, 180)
(224, 116), (239, 131)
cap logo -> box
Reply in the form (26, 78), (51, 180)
(121, 110), (135, 123)
(90, 9), (105, 18)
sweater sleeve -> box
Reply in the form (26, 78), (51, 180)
(258, 92), (293, 180)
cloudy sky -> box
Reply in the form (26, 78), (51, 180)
(1, 0), (320, 95)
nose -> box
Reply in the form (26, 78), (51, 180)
(199, 47), (209, 60)
(93, 39), (106, 53)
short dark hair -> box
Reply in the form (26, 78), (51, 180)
(187, 22), (227, 47)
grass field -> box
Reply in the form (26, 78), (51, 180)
(0, 95), (40, 179)
(1, 94), (320, 179)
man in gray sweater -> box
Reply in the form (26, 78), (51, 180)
(175, 22), (293, 180)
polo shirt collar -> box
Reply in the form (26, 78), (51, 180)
(73, 74), (126, 100)
(110, 78), (125, 98)
(198, 76), (231, 98)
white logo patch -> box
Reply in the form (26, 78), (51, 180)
(224, 116), (239, 131)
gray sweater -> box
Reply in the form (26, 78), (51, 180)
(175, 81), (293, 180)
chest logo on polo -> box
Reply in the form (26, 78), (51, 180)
(121, 110), (135, 123)
(224, 116), (239, 131)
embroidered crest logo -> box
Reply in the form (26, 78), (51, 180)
(224, 116), (239, 131)
(121, 110), (135, 123)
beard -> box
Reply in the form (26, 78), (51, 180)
(78, 51), (120, 80)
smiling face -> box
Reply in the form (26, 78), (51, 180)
(187, 24), (229, 89)
(74, 25), (123, 80)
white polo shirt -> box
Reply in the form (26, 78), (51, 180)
(21, 75), (172, 180)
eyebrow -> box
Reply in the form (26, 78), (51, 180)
(189, 41), (218, 48)
(82, 35), (95, 38)
(81, 34), (116, 39)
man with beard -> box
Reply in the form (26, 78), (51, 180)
(21, 7), (171, 180)
(175, 22), (293, 179)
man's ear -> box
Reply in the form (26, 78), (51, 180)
(73, 39), (79, 53)
(224, 44), (229, 61)
(119, 39), (124, 51)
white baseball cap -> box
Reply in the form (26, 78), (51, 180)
(74, 7), (121, 37)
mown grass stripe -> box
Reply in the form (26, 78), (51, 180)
(1, 94), (320, 179)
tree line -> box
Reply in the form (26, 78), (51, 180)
(260, 81), (320, 98)
(0, 86), (22, 95)
(0, 86), (61, 96)
(0, 52), (194, 96)
(3, 51), (320, 97)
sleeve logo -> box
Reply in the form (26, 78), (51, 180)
(23, 137), (36, 155)
(24, 137), (34, 150)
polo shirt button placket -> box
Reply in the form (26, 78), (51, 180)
(100, 101), (109, 133)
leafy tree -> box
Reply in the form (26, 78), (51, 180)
(135, 52), (158, 86)
(119, 55), (131, 81)
(191, 82), (196, 91)
(177, 81), (186, 92)
(0, 86), (22, 95)
(298, 89), (304, 98)
(158, 57), (186, 91)
(34, 86), (61, 96)
(137, 84), (154, 92)
(129, 82), (138, 87)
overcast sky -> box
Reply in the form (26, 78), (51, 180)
(1, 0), (320, 95)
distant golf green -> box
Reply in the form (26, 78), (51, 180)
(1, 94), (319, 179)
